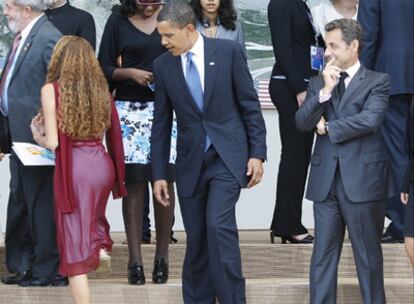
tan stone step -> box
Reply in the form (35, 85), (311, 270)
(1, 231), (412, 280)
(0, 278), (412, 304)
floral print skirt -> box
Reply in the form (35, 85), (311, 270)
(115, 100), (177, 182)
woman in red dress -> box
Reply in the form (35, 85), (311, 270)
(31, 36), (127, 304)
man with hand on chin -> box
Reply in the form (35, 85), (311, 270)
(296, 19), (395, 304)
(150, 2), (266, 303)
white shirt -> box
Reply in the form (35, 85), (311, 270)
(311, 3), (358, 38)
(1, 14), (44, 115)
(181, 33), (205, 92)
(319, 60), (361, 103)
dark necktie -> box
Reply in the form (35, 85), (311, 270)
(337, 71), (349, 102)
(184, 52), (211, 151)
(0, 33), (22, 115)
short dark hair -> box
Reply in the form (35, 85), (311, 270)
(325, 18), (363, 53)
(157, 0), (196, 28)
(110, 0), (137, 17)
(190, 0), (238, 31)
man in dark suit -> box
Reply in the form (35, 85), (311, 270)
(151, 2), (267, 303)
(267, 0), (324, 243)
(0, 0), (63, 287)
(296, 19), (395, 304)
(401, 97), (414, 266)
(46, 0), (96, 50)
(358, 0), (414, 243)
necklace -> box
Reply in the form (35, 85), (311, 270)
(205, 26), (217, 38)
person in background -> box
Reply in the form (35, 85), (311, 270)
(267, 0), (324, 244)
(31, 36), (127, 304)
(0, 0), (63, 287)
(311, 0), (358, 38)
(98, 0), (176, 285)
(358, 0), (414, 243)
(401, 97), (414, 267)
(190, 0), (246, 54)
(45, 0), (96, 50)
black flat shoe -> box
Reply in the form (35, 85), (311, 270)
(128, 264), (145, 285)
(2, 270), (33, 285)
(152, 259), (169, 284)
(281, 235), (314, 244)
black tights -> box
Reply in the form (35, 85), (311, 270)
(122, 182), (175, 267)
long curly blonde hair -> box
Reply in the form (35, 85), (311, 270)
(46, 36), (111, 140)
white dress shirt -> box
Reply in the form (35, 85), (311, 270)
(319, 60), (361, 103)
(181, 33), (205, 92)
(1, 14), (44, 115)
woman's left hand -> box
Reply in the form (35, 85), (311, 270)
(31, 113), (45, 142)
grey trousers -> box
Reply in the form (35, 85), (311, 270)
(310, 171), (386, 304)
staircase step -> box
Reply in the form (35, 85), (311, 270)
(0, 278), (412, 304)
(1, 231), (412, 280)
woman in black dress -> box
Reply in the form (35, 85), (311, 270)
(401, 96), (414, 267)
(98, 0), (176, 285)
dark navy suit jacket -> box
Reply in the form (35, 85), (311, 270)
(358, 0), (414, 95)
(151, 37), (267, 198)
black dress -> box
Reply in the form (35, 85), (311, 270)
(98, 8), (176, 183)
(46, 1), (96, 50)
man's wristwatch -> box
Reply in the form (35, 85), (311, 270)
(324, 122), (329, 134)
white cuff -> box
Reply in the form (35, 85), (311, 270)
(319, 90), (331, 103)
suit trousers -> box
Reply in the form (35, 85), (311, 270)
(269, 79), (313, 236)
(382, 94), (412, 238)
(5, 153), (59, 278)
(310, 169), (386, 304)
(178, 146), (245, 304)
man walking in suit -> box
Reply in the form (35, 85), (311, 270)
(358, 0), (414, 243)
(0, 0), (63, 287)
(296, 19), (395, 304)
(151, 2), (267, 303)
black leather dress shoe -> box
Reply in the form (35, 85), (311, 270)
(152, 259), (169, 284)
(381, 232), (404, 243)
(128, 264), (145, 285)
(18, 275), (69, 287)
(1, 271), (33, 285)
(50, 275), (69, 287)
(18, 277), (52, 287)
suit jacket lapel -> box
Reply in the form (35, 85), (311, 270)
(203, 39), (218, 111)
(10, 15), (47, 82)
(171, 56), (202, 115)
(337, 66), (367, 113)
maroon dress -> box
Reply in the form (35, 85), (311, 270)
(52, 82), (127, 276)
